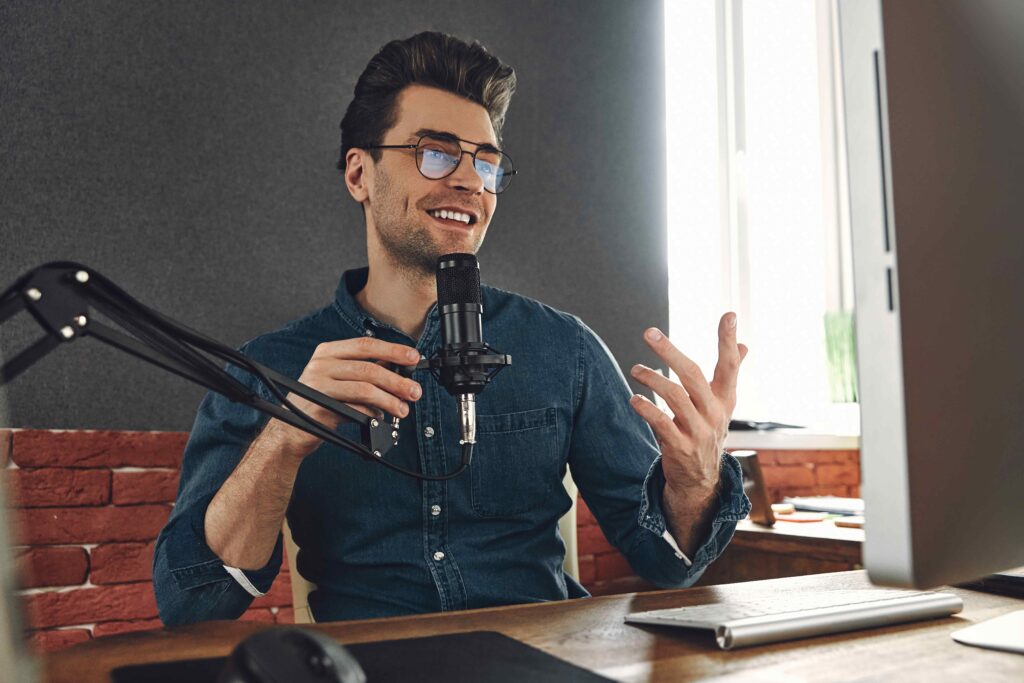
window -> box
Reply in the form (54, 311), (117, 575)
(664, 0), (857, 433)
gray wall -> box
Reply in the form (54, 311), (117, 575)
(0, 0), (668, 430)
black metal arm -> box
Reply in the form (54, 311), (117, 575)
(0, 262), (473, 480)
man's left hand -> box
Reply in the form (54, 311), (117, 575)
(628, 313), (748, 553)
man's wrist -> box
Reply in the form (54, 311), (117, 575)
(262, 418), (320, 461)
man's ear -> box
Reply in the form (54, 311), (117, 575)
(344, 149), (370, 203)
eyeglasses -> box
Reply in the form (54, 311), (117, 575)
(366, 133), (517, 194)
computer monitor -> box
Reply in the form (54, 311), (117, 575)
(838, 0), (1024, 588)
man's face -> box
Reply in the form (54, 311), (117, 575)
(363, 84), (500, 278)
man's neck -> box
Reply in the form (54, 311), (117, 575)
(354, 257), (436, 343)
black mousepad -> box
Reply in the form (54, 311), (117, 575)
(110, 630), (615, 682)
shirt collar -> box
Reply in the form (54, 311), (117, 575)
(332, 267), (439, 343)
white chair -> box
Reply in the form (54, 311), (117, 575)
(282, 469), (579, 625)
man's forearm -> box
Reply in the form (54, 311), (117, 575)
(662, 481), (719, 560)
(204, 420), (310, 570)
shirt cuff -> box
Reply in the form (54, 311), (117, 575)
(224, 565), (268, 597)
(638, 451), (751, 573)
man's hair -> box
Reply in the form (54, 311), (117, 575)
(338, 32), (516, 171)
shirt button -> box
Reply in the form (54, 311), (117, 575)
(433, 551), (445, 561)
(431, 505), (441, 516)
(424, 426), (434, 438)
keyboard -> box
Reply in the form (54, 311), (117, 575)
(625, 588), (963, 650)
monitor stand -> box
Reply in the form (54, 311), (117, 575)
(956, 567), (1024, 599)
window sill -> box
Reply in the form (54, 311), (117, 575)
(725, 430), (859, 451)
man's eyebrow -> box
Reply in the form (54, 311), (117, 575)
(408, 128), (500, 150)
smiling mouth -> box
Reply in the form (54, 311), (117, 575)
(426, 208), (477, 228)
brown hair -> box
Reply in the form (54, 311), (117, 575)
(338, 32), (516, 170)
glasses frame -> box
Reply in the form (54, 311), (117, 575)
(365, 133), (517, 194)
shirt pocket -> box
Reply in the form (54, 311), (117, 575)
(470, 407), (559, 517)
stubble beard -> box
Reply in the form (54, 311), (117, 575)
(371, 166), (485, 282)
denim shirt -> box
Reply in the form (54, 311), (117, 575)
(153, 267), (750, 625)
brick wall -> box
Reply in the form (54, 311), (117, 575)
(3, 429), (860, 653)
(2, 429), (295, 653)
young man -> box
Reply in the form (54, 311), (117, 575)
(154, 32), (750, 625)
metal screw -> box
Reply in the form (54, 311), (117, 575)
(60, 326), (74, 339)
(26, 288), (42, 301)
(75, 315), (88, 327)
(372, 450), (382, 458)
(75, 270), (90, 283)
(391, 416), (401, 429)
(391, 430), (399, 440)
(370, 419), (379, 428)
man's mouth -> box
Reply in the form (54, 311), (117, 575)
(426, 208), (477, 228)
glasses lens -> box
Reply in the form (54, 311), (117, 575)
(417, 136), (460, 179)
(474, 149), (515, 194)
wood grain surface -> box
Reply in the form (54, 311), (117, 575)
(43, 571), (1024, 682)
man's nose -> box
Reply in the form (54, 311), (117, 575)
(445, 151), (485, 194)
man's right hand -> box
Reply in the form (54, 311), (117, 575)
(266, 337), (423, 457)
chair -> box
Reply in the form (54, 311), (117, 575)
(283, 469), (580, 625)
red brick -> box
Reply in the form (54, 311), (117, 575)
(1, 429), (11, 467)
(93, 618), (164, 638)
(577, 524), (616, 556)
(27, 628), (91, 652)
(90, 542), (155, 584)
(815, 463), (859, 486)
(11, 430), (188, 469)
(761, 464), (816, 488)
(14, 505), (171, 545)
(594, 552), (633, 580)
(239, 608), (275, 623)
(275, 607), (295, 624)
(576, 498), (598, 527)
(23, 582), (157, 629)
(577, 555), (596, 585)
(252, 575), (293, 609)
(111, 470), (179, 504)
(754, 452), (782, 465)
(15, 547), (89, 588)
(8, 468), (111, 507)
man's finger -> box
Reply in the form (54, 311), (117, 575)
(711, 313), (743, 400)
(316, 337), (421, 366)
(629, 393), (691, 453)
(630, 364), (702, 432)
(642, 328), (716, 416)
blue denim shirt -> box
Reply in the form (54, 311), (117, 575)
(153, 267), (750, 625)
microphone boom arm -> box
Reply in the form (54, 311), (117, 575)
(0, 262), (474, 479)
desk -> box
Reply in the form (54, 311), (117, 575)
(43, 571), (1023, 682)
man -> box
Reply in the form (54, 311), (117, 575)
(154, 32), (750, 625)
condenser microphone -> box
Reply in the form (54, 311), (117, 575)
(434, 253), (510, 445)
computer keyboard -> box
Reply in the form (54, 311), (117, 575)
(626, 588), (963, 650)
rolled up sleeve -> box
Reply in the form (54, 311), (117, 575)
(152, 350), (284, 626)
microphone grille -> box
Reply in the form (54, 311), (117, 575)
(436, 253), (481, 307)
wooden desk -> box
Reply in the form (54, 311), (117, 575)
(697, 519), (864, 585)
(44, 571), (1023, 682)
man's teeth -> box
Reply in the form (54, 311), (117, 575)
(429, 209), (471, 224)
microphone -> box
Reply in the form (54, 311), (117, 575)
(434, 254), (510, 445)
